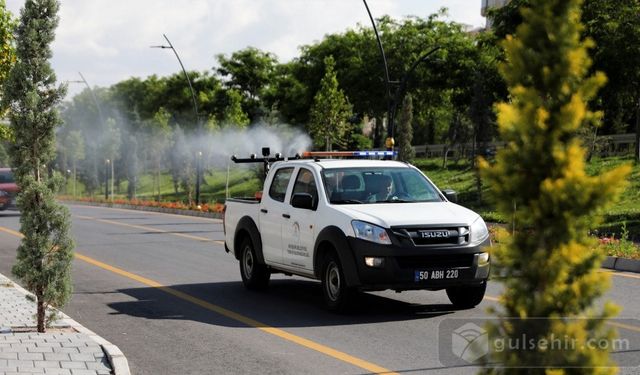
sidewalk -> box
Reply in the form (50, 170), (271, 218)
(0, 273), (129, 375)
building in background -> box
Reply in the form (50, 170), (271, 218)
(481, 0), (510, 28)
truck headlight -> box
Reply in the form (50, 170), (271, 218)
(351, 220), (391, 245)
(478, 252), (490, 265)
(469, 217), (489, 245)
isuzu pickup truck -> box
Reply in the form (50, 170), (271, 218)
(224, 155), (490, 311)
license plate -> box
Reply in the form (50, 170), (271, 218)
(414, 269), (460, 282)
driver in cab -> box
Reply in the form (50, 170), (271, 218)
(366, 174), (393, 202)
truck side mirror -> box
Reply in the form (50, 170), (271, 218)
(442, 189), (457, 203)
(291, 193), (315, 210)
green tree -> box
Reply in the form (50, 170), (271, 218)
(396, 95), (415, 162)
(479, 0), (630, 371)
(64, 130), (85, 197)
(0, 0), (16, 138)
(222, 89), (250, 128)
(308, 56), (352, 151)
(216, 47), (277, 119)
(489, 0), (640, 134)
(121, 131), (138, 199)
(0, 0), (15, 101)
(145, 108), (171, 201)
(100, 118), (121, 199)
(2, 0), (73, 333)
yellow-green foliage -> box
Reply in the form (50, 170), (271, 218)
(479, 0), (630, 372)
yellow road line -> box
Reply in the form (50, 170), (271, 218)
(607, 321), (640, 334)
(67, 203), (222, 223)
(484, 295), (500, 302)
(76, 253), (397, 374)
(76, 215), (225, 245)
(599, 269), (640, 280)
(0, 225), (396, 374)
(0, 226), (23, 238)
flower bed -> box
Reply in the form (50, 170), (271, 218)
(58, 196), (225, 213)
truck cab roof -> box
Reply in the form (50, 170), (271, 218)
(273, 158), (411, 170)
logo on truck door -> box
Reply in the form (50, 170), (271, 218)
(287, 221), (309, 257)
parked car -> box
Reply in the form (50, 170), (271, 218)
(0, 168), (19, 211)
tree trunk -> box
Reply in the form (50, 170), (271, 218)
(442, 145), (449, 169)
(37, 294), (45, 333)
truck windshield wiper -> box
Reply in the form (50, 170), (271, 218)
(331, 199), (363, 204)
(385, 198), (413, 203)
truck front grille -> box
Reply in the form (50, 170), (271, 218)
(392, 226), (470, 246)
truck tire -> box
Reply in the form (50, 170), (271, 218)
(446, 282), (487, 309)
(239, 237), (270, 290)
(321, 252), (355, 312)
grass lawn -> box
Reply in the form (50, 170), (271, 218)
(420, 155), (640, 241)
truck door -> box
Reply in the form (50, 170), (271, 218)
(260, 166), (294, 265)
(282, 167), (318, 271)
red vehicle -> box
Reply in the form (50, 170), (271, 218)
(0, 168), (19, 211)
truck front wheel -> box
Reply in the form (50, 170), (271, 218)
(321, 252), (355, 312)
(446, 282), (487, 309)
(239, 237), (270, 290)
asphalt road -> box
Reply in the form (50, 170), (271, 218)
(0, 204), (639, 375)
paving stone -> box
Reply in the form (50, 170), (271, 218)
(70, 370), (98, 375)
(18, 367), (45, 373)
(44, 369), (72, 375)
(60, 361), (86, 369)
(34, 360), (62, 369)
(85, 360), (111, 373)
(28, 346), (53, 353)
(18, 352), (44, 361)
(38, 343), (63, 349)
(68, 353), (95, 362)
(7, 359), (34, 367)
(44, 353), (70, 361)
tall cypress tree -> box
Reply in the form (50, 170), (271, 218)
(2, 0), (73, 333)
(480, 0), (630, 372)
(308, 55), (352, 151)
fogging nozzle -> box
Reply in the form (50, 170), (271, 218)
(231, 155), (237, 161)
(250, 154), (256, 159)
(275, 152), (282, 159)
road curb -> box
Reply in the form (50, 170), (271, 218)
(5, 276), (131, 375)
(62, 199), (223, 220)
(603, 256), (640, 273)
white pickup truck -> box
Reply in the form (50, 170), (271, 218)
(224, 157), (490, 311)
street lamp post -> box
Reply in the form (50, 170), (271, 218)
(152, 34), (203, 206)
(362, 0), (439, 153)
(104, 159), (110, 200)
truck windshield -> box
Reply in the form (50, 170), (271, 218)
(321, 167), (444, 204)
